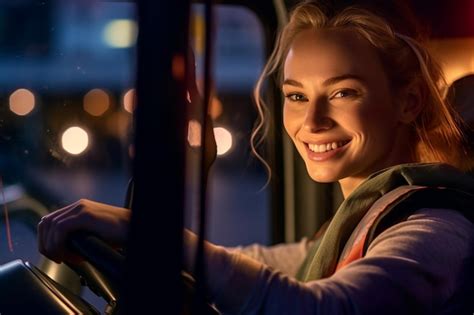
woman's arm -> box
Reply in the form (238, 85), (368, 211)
(38, 200), (473, 314)
(228, 239), (313, 277)
(37, 197), (311, 278)
(184, 208), (474, 314)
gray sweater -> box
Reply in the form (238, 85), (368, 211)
(184, 208), (474, 314)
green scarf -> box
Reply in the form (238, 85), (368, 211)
(296, 163), (474, 282)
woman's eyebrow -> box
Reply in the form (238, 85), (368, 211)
(282, 79), (303, 87)
(282, 74), (366, 88)
(322, 74), (366, 86)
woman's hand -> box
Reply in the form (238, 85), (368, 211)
(37, 199), (131, 264)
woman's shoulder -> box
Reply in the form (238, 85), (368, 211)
(407, 207), (473, 227)
(368, 207), (474, 261)
(336, 207), (473, 314)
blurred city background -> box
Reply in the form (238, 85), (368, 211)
(0, 0), (269, 308)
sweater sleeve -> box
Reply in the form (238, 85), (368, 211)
(184, 208), (474, 315)
(227, 238), (312, 277)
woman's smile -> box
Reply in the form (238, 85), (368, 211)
(304, 140), (351, 161)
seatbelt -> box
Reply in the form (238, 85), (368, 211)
(336, 185), (428, 271)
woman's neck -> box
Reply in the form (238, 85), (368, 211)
(339, 176), (365, 198)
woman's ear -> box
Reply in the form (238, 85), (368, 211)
(398, 84), (423, 124)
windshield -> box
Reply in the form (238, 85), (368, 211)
(0, 1), (268, 309)
(0, 0), (136, 309)
(0, 0), (136, 258)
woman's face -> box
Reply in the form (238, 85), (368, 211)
(283, 28), (407, 191)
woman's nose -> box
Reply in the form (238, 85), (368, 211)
(303, 99), (333, 132)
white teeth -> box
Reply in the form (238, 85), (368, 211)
(308, 141), (347, 153)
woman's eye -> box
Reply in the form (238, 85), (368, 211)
(331, 89), (357, 99)
(285, 93), (307, 102)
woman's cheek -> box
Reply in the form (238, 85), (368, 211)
(283, 107), (301, 138)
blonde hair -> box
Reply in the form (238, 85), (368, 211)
(251, 1), (474, 179)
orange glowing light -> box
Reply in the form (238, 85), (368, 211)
(83, 89), (110, 117)
(123, 89), (136, 113)
(187, 120), (202, 147)
(9, 88), (35, 116)
(209, 95), (223, 120)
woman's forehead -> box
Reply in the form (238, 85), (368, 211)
(283, 28), (384, 82)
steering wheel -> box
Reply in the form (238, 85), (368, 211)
(66, 233), (123, 312)
(67, 233), (220, 315)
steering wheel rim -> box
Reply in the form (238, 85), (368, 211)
(66, 232), (124, 309)
(67, 232), (220, 314)
(68, 233), (125, 284)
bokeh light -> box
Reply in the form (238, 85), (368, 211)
(187, 120), (202, 147)
(61, 126), (90, 155)
(103, 19), (138, 48)
(209, 95), (223, 119)
(213, 127), (232, 156)
(123, 88), (136, 113)
(9, 88), (35, 116)
(83, 88), (110, 116)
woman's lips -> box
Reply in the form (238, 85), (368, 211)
(304, 140), (351, 162)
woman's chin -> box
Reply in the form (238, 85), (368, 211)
(306, 166), (342, 183)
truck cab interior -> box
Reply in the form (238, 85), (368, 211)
(0, 0), (472, 314)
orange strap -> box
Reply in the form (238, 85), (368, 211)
(335, 185), (429, 272)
